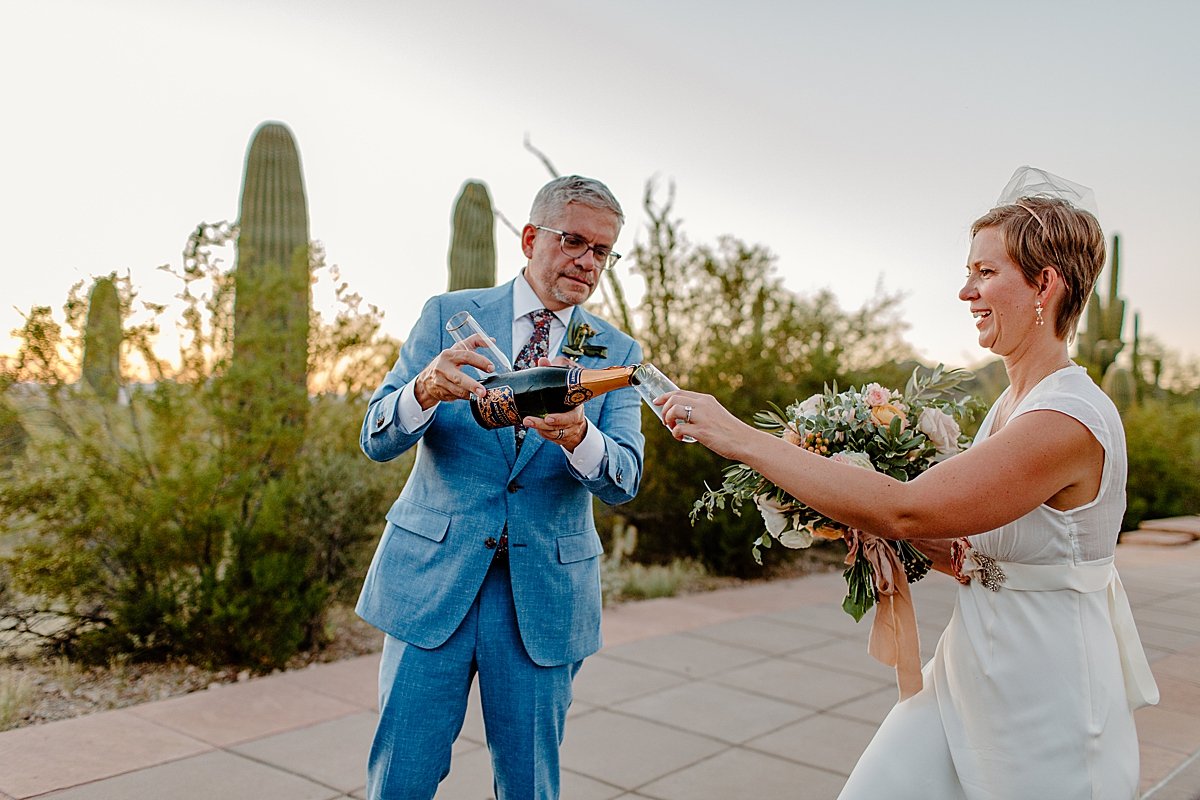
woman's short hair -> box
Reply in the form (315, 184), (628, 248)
(530, 175), (624, 227)
(971, 197), (1106, 339)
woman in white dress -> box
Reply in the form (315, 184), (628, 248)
(659, 169), (1159, 799)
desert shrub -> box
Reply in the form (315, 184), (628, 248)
(0, 228), (403, 669)
(1122, 398), (1200, 531)
(621, 183), (918, 576)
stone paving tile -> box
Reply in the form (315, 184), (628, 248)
(613, 680), (813, 744)
(826, 686), (898, 725)
(429, 752), (625, 800)
(675, 574), (843, 613)
(1135, 705), (1200, 755)
(1148, 596), (1200, 619)
(41, 750), (341, 800)
(559, 771), (627, 800)
(786, 636), (898, 685)
(280, 654), (380, 710)
(1146, 647), (1200, 686)
(600, 598), (741, 647)
(682, 615), (839, 656)
(129, 677), (359, 747)
(762, 603), (867, 636)
(636, 746), (846, 800)
(712, 657), (889, 712)
(600, 633), (768, 679)
(573, 653), (688, 706)
(1144, 750), (1200, 800)
(558, 710), (726, 789)
(1140, 742), (1194, 796)
(0, 709), (211, 799)
(745, 710), (881, 776)
(1134, 607), (1200, 635)
(433, 745), (493, 799)
(1144, 644), (1177, 663)
(1135, 623), (1200, 655)
(1154, 674), (1200, 710)
(232, 711), (375, 794)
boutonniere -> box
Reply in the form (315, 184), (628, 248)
(561, 321), (607, 359)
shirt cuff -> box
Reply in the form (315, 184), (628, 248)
(565, 421), (604, 479)
(398, 380), (437, 433)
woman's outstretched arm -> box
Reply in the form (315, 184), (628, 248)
(659, 392), (1102, 541)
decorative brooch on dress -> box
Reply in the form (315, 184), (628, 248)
(561, 321), (606, 359)
(951, 538), (1007, 591)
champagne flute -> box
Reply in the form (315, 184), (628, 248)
(446, 311), (513, 374)
(631, 363), (696, 443)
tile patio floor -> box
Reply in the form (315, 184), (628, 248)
(3, 540), (1199, 799)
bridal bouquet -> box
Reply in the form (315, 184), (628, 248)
(692, 364), (979, 622)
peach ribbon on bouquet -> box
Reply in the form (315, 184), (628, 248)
(846, 530), (922, 701)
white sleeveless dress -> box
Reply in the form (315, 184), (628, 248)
(838, 365), (1159, 800)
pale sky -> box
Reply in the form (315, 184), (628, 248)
(3, 0), (1197, 373)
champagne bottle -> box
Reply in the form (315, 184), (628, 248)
(470, 365), (638, 429)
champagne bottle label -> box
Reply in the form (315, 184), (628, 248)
(477, 385), (522, 427)
(564, 368), (593, 406)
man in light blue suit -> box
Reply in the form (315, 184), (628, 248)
(357, 175), (644, 799)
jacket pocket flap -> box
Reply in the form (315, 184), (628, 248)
(385, 498), (451, 542)
(557, 530), (603, 564)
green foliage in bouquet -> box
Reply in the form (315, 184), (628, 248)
(692, 364), (982, 620)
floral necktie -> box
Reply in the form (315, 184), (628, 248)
(514, 309), (555, 451)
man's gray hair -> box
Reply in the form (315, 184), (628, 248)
(529, 175), (624, 226)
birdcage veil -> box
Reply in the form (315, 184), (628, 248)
(996, 166), (1099, 216)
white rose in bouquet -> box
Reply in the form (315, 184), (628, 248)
(795, 393), (824, 417)
(755, 494), (813, 549)
(755, 494), (792, 537)
(917, 406), (962, 460)
(829, 451), (876, 471)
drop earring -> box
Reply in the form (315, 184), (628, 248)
(1035, 299), (1045, 327)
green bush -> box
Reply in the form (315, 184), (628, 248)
(622, 184), (919, 576)
(1122, 398), (1200, 531)
(0, 228), (403, 669)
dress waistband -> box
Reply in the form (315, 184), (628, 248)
(956, 550), (1159, 710)
(969, 557), (1115, 593)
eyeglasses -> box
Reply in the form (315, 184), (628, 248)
(534, 226), (622, 271)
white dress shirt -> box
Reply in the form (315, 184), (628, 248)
(395, 272), (605, 477)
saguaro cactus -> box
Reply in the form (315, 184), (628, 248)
(1076, 234), (1126, 383)
(448, 180), (497, 290)
(1102, 365), (1137, 413)
(82, 275), (122, 402)
(231, 121), (311, 464)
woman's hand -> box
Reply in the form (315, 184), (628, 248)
(658, 390), (754, 460)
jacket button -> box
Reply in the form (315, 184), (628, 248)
(507, 480), (521, 493)
(484, 537), (498, 549)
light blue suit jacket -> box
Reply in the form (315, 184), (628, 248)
(356, 280), (644, 666)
